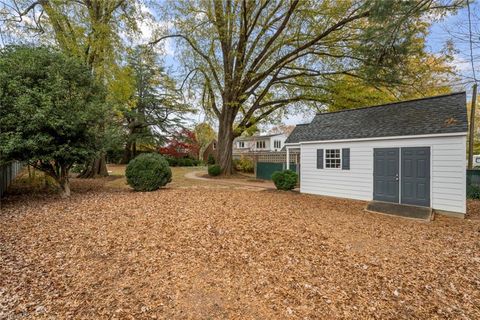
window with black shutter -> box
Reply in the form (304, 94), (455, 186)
(317, 149), (324, 169)
(342, 148), (350, 170)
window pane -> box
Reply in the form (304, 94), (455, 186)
(325, 149), (341, 168)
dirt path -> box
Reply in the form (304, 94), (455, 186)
(184, 170), (277, 190)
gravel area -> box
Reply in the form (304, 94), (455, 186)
(1, 178), (480, 319)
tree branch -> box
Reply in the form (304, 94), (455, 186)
(149, 34), (223, 91)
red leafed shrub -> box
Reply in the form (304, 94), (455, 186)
(158, 129), (200, 159)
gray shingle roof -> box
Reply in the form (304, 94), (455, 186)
(285, 92), (467, 144)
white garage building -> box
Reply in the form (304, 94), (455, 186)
(285, 92), (468, 217)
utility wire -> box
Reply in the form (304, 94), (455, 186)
(467, 0), (478, 83)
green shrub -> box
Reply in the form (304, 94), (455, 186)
(233, 159), (240, 170)
(235, 157), (254, 173)
(467, 185), (480, 199)
(125, 153), (172, 191)
(183, 158), (193, 166)
(71, 163), (86, 173)
(177, 158), (186, 167)
(208, 164), (221, 176)
(271, 170), (298, 191)
(207, 154), (216, 165)
(192, 159), (202, 166)
(166, 157), (178, 167)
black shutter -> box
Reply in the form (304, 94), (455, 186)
(342, 148), (350, 170)
(317, 149), (324, 169)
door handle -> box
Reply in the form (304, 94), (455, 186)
(395, 173), (399, 181)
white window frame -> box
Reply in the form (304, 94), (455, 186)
(238, 141), (245, 148)
(324, 148), (342, 169)
(256, 140), (266, 149)
(274, 140), (281, 149)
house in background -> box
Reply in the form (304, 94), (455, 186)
(233, 133), (287, 153)
(285, 92), (468, 217)
(202, 139), (217, 163)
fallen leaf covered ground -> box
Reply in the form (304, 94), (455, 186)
(1, 168), (480, 319)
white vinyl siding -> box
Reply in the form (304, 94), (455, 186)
(234, 134), (287, 152)
(300, 135), (466, 214)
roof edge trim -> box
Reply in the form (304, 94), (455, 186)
(285, 132), (467, 145)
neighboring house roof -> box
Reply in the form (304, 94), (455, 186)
(285, 92), (468, 144)
(235, 133), (285, 141)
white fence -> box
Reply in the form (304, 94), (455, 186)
(233, 150), (300, 163)
(0, 161), (23, 198)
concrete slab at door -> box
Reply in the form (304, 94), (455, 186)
(373, 148), (399, 203)
(401, 147), (430, 207)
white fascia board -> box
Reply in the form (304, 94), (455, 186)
(284, 132), (467, 146)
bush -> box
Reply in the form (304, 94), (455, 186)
(71, 163), (86, 174)
(125, 153), (172, 191)
(207, 154), (216, 165)
(234, 156), (254, 173)
(165, 156), (202, 167)
(166, 157), (178, 167)
(208, 164), (221, 176)
(233, 159), (240, 170)
(271, 170), (298, 191)
(467, 185), (480, 199)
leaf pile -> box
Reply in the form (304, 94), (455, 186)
(1, 179), (480, 319)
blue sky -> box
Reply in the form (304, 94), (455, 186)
(425, 3), (479, 89)
(1, 1), (477, 128)
(158, 3), (480, 127)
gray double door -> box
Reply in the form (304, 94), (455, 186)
(373, 147), (430, 207)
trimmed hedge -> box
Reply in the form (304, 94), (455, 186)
(208, 164), (221, 176)
(165, 157), (202, 167)
(126, 153), (172, 191)
(271, 170), (298, 191)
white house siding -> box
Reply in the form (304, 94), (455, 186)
(299, 134), (466, 214)
(234, 134), (287, 152)
(270, 135), (287, 151)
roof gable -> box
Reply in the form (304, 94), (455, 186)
(285, 92), (467, 144)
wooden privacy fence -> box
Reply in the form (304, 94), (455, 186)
(234, 151), (300, 180)
(0, 161), (23, 198)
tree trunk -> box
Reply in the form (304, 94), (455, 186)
(122, 140), (132, 164)
(217, 116), (235, 175)
(78, 153), (109, 178)
(98, 154), (108, 176)
(58, 167), (71, 198)
(132, 140), (137, 158)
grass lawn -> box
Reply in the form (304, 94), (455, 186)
(104, 164), (212, 189)
(1, 167), (479, 319)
